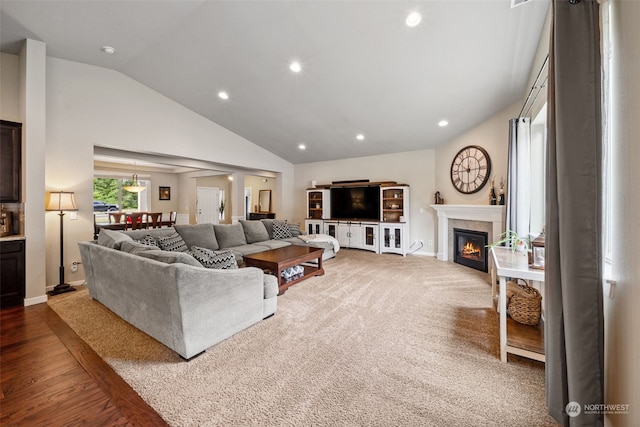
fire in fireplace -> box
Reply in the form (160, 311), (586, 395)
(453, 228), (488, 272)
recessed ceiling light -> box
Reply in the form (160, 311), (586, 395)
(218, 91), (229, 100)
(228, 176), (233, 181)
(289, 61), (302, 73)
(298, 143), (306, 150)
(438, 120), (449, 127)
(356, 134), (365, 141)
(101, 46), (116, 55)
(405, 11), (422, 27)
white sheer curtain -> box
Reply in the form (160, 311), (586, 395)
(506, 117), (531, 241)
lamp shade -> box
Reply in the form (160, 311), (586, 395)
(46, 191), (78, 212)
(123, 174), (146, 193)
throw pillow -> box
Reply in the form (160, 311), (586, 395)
(239, 219), (270, 243)
(156, 231), (189, 252)
(190, 246), (238, 270)
(120, 240), (159, 255)
(174, 224), (219, 250)
(260, 219), (275, 239)
(135, 234), (158, 247)
(137, 249), (202, 267)
(97, 229), (133, 250)
(272, 220), (292, 239)
(287, 222), (303, 237)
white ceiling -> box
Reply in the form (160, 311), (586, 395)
(0, 0), (549, 165)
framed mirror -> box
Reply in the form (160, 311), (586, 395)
(258, 189), (271, 213)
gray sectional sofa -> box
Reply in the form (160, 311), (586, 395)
(79, 219), (337, 360)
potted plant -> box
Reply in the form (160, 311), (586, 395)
(487, 230), (531, 253)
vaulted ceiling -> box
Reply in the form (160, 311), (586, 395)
(0, 0), (549, 165)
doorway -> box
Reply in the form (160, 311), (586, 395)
(196, 187), (219, 224)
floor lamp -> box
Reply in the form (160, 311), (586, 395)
(46, 191), (78, 296)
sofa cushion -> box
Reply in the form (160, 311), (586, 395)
(97, 229), (133, 250)
(226, 243), (273, 256)
(260, 219), (275, 239)
(156, 231), (189, 252)
(239, 220), (270, 244)
(137, 249), (202, 267)
(213, 223), (247, 248)
(174, 223), (219, 250)
(272, 220), (292, 239)
(254, 240), (291, 250)
(120, 240), (159, 255)
(190, 246), (238, 270)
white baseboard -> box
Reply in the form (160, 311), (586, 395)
(24, 281), (87, 307)
(24, 295), (48, 306)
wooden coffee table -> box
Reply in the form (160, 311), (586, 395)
(243, 246), (324, 295)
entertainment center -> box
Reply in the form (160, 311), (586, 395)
(305, 181), (410, 256)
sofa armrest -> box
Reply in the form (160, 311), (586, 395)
(263, 274), (278, 299)
(170, 266), (266, 358)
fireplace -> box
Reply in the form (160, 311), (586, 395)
(453, 228), (488, 272)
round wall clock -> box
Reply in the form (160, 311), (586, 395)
(450, 145), (492, 194)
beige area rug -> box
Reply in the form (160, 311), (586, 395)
(48, 249), (559, 427)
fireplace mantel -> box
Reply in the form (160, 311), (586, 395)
(430, 204), (506, 261)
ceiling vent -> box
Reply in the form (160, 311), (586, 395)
(511, 0), (532, 7)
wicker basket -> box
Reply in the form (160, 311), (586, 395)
(506, 279), (542, 325)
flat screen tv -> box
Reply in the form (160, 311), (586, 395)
(330, 186), (380, 221)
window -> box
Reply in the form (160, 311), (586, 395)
(93, 176), (150, 223)
(601, 1), (613, 266)
(529, 105), (547, 237)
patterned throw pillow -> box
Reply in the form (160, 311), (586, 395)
(136, 234), (159, 247)
(287, 222), (302, 237)
(272, 220), (293, 239)
(156, 231), (189, 252)
(190, 246), (238, 270)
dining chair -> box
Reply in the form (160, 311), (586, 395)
(148, 212), (162, 229)
(127, 212), (147, 230)
(109, 212), (124, 224)
(169, 211), (177, 226)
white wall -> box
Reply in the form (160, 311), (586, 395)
(42, 56), (294, 294)
(245, 175), (276, 214)
(434, 102), (518, 207)
(23, 40), (48, 304)
(294, 149), (436, 255)
(605, 1), (640, 425)
(0, 53), (20, 122)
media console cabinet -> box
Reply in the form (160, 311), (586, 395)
(304, 181), (410, 256)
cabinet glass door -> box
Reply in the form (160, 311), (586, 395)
(383, 227), (391, 248)
(365, 226), (376, 246)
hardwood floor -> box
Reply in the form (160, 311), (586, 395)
(0, 303), (167, 426)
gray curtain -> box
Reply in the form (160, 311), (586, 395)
(545, 0), (604, 426)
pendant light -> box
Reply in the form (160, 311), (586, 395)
(123, 162), (146, 193)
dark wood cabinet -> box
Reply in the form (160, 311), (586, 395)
(1, 239), (25, 308)
(0, 120), (22, 203)
(247, 212), (275, 220)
